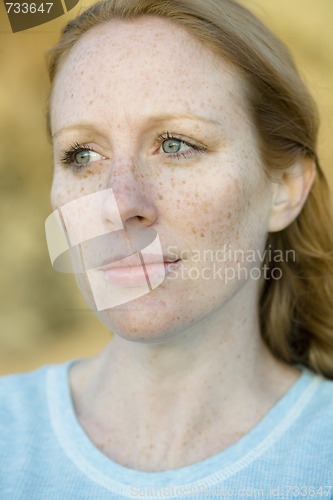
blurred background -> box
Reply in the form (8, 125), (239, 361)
(0, 0), (332, 375)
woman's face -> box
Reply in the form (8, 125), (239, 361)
(50, 17), (274, 342)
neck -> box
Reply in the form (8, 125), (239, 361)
(69, 286), (299, 471)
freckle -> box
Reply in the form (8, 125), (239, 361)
(98, 184), (102, 189)
(81, 170), (93, 179)
(200, 232), (204, 237)
(80, 187), (85, 192)
(227, 212), (231, 219)
(192, 228), (197, 234)
(158, 194), (164, 200)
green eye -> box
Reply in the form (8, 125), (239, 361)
(162, 139), (182, 154)
(61, 143), (104, 169)
(158, 134), (207, 159)
(75, 150), (92, 165)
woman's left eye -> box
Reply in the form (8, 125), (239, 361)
(157, 133), (207, 159)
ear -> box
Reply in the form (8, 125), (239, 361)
(268, 157), (316, 232)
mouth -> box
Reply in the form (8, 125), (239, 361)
(97, 254), (181, 287)
(99, 254), (181, 270)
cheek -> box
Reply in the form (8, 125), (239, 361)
(50, 169), (108, 210)
(173, 168), (269, 251)
(173, 173), (248, 232)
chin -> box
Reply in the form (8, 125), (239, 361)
(73, 272), (180, 341)
(94, 295), (184, 344)
(74, 272), (234, 344)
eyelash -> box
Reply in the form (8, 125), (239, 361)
(155, 132), (207, 159)
(60, 133), (207, 171)
(60, 142), (100, 171)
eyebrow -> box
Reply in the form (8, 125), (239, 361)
(52, 124), (100, 139)
(146, 113), (222, 127)
(52, 113), (222, 139)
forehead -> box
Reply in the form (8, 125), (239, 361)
(50, 16), (248, 132)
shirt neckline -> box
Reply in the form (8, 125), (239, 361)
(47, 358), (321, 497)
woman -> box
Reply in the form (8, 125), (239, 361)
(1, 0), (333, 497)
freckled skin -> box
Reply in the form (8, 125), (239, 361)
(50, 17), (274, 343)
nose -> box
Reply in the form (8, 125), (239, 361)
(103, 156), (158, 228)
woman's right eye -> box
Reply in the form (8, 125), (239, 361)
(61, 143), (104, 169)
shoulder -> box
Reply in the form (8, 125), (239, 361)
(0, 365), (49, 415)
(0, 364), (49, 390)
(0, 361), (77, 461)
(273, 368), (333, 479)
(287, 367), (333, 443)
(0, 366), (55, 449)
(300, 368), (333, 414)
(0, 361), (73, 431)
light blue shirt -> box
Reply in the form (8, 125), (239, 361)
(0, 360), (333, 499)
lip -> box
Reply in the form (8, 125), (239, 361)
(99, 254), (180, 270)
(100, 256), (181, 287)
